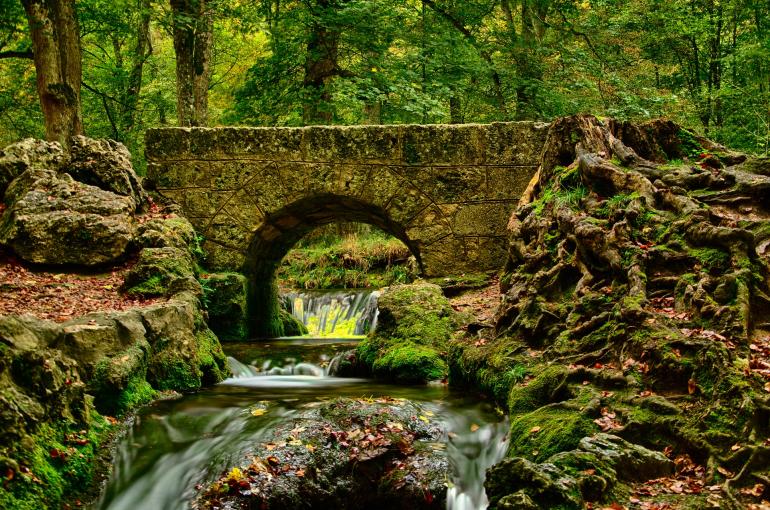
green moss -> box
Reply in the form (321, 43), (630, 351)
(448, 335), (530, 407)
(196, 328), (229, 385)
(690, 247), (730, 271)
(371, 341), (448, 383)
(200, 272), (249, 341)
(123, 247), (196, 298)
(0, 415), (112, 510)
(508, 408), (595, 463)
(278, 308), (309, 337)
(508, 365), (569, 413)
(90, 343), (156, 416)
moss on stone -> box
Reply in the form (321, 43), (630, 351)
(278, 308), (309, 337)
(356, 282), (460, 384)
(200, 272), (249, 341)
(371, 342), (448, 383)
(508, 365), (570, 413)
(89, 343), (156, 416)
(508, 408), (595, 463)
(0, 414), (112, 510)
(123, 247), (197, 298)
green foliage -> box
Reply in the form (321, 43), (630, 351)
(278, 229), (413, 290)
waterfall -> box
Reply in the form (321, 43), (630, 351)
(281, 289), (380, 337)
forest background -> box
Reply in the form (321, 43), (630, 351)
(1, 0), (768, 176)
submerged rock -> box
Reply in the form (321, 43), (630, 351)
(197, 397), (448, 510)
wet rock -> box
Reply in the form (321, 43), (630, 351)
(0, 172), (135, 265)
(66, 136), (147, 210)
(197, 397), (448, 510)
(200, 272), (249, 341)
(356, 282), (463, 384)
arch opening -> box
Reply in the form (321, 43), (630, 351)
(244, 194), (423, 338)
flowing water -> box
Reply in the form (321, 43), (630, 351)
(95, 293), (507, 510)
(282, 289), (380, 337)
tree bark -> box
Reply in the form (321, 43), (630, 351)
(302, 0), (340, 125)
(21, 0), (83, 146)
(121, 0), (153, 132)
(170, 0), (212, 126)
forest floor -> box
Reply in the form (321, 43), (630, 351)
(0, 249), (158, 322)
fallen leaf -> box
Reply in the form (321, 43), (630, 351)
(530, 426), (541, 434)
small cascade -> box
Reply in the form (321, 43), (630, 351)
(446, 419), (509, 510)
(282, 289), (380, 337)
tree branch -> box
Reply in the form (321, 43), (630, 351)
(0, 49), (33, 60)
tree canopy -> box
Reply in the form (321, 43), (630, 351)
(1, 0), (768, 166)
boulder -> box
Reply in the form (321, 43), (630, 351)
(66, 136), (147, 210)
(0, 172), (135, 265)
(355, 282), (464, 383)
(136, 215), (197, 251)
(0, 138), (65, 197)
(122, 246), (198, 297)
(486, 434), (673, 509)
(197, 397), (448, 510)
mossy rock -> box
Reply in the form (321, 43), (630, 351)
(200, 272), (249, 341)
(0, 415), (113, 510)
(278, 308), (308, 337)
(136, 215), (197, 251)
(355, 282), (459, 384)
(508, 365), (569, 413)
(371, 341), (448, 384)
(89, 341), (156, 416)
(123, 247), (198, 298)
(508, 407), (596, 463)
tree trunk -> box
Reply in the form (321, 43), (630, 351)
(121, 0), (152, 132)
(21, 0), (83, 146)
(302, 0), (339, 125)
(171, 0), (212, 127)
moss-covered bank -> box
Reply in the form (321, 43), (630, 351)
(450, 116), (770, 509)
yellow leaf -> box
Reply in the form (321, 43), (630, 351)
(418, 415), (429, 423)
(306, 444), (316, 452)
(288, 439), (303, 446)
(470, 423), (480, 432)
(227, 467), (243, 481)
(251, 408), (267, 417)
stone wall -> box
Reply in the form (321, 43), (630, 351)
(145, 122), (549, 276)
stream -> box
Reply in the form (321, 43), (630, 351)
(95, 290), (508, 510)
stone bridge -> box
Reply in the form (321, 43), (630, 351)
(145, 122), (549, 279)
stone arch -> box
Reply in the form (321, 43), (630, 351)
(244, 194), (423, 337)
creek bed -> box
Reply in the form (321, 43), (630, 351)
(95, 337), (507, 510)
